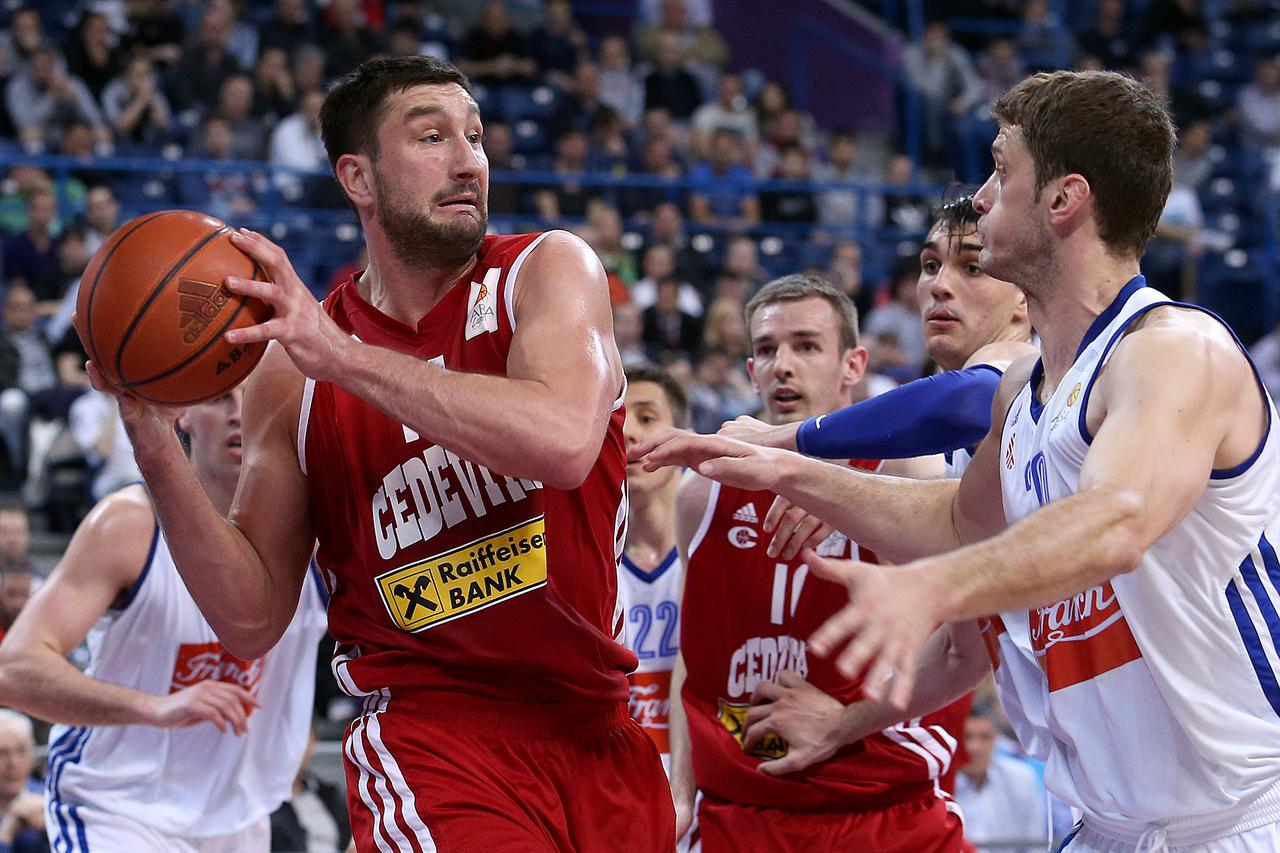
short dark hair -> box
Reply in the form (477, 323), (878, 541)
(625, 364), (690, 428)
(929, 189), (981, 245)
(320, 56), (472, 173)
(992, 70), (1174, 258)
(744, 274), (859, 350)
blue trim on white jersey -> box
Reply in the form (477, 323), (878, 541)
(308, 559), (329, 608)
(116, 521), (160, 612)
(1056, 820), (1083, 851)
(621, 548), (679, 584)
(1073, 297), (1273, 479)
(46, 725), (92, 852)
(1227, 536), (1280, 717)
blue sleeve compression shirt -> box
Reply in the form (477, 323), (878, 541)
(795, 364), (1003, 459)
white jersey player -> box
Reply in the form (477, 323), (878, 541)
(0, 388), (327, 852)
(635, 71), (1280, 850)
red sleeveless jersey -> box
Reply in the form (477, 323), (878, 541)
(302, 232), (635, 712)
(682, 467), (967, 811)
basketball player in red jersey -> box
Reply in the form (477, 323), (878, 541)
(85, 56), (674, 852)
(670, 274), (969, 852)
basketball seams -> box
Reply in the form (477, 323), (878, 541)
(123, 260), (269, 390)
(113, 224), (232, 382)
(80, 211), (168, 374)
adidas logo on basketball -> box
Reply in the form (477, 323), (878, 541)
(177, 278), (230, 344)
(732, 503), (759, 524)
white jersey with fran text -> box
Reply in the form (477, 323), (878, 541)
(993, 277), (1280, 827)
(619, 547), (682, 773)
(45, 522), (329, 842)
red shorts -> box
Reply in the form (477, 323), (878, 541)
(696, 791), (971, 853)
(343, 693), (676, 853)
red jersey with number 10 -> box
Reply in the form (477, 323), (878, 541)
(682, 467), (968, 811)
(301, 231), (635, 712)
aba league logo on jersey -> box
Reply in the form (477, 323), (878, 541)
(465, 267), (500, 341)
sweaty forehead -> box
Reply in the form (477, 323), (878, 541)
(751, 297), (840, 339)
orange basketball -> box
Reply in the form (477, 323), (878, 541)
(75, 210), (274, 405)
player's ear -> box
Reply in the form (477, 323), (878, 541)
(1048, 173), (1090, 228)
(746, 356), (759, 393)
(842, 345), (868, 389)
(335, 153), (374, 210)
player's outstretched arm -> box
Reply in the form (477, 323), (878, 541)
(810, 316), (1262, 706)
(112, 343), (316, 660)
(228, 229), (621, 490)
(0, 487), (258, 731)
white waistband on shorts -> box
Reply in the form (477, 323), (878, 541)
(1081, 779), (1280, 850)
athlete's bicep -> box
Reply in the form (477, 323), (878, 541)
(228, 343), (315, 600)
(507, 231), (621, 424)
(2, 487), (154, 659)
(674, 470), (715, 565)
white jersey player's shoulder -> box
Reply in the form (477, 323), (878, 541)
(67, 482), (156, 594)
(963, 339), (1039, 374)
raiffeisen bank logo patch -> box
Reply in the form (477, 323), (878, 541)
(375, 516), (548, 632)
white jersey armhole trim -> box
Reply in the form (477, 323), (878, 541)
(297, 377), (315, 476)
(504, 230), (557, 331)
(687, 479), (721, 557)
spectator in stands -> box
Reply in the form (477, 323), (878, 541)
(976, 38), (1025, 110)
(640, 0), (714, 27)
(1018, 0), (1075, 71)
(754, 107), (817, 177)
(5, 47), (109, 154)
(1250, 320), (1280, 401)
(553, 59), (607, 137)
(269, 88), (325, 172)
(827, 239), (873, 320)
(1175, 119), (1214, 192)
(864, 255), (927, 375)
(124, 0), (185, 67)
(66, 11), (122, 103)
(293, 44), (327, 97)
(955, 703), (1050, 853)
(80, 185), (119, 256)
(721, 234), (767, 291)
(901, 21), (982, 167)
(689, 128), (760, 227)
(632, 243), (703, 316)
(101, 53), (172, 147)
(1238, 56), (1280, 152)
(483, 122), (522, 215)
(269, 729), (351, 853)
(318, 0), (386, 80)
(0, 504), (29, 566)
(691, 72), (758, 158)
(537, 128), (591, 219)
(642, 275), (703, 360)
(1140, 50), (1211, 129)
(754, 79), (790, 139)
(68, 389), (140, 501)
(0, 284), (55, 474)
(643, 31), (703, 121)
(170, 6), (242, 112)
(1147, 179), (1204, 301)
(597, 34), (644, 125)
(815, 131), (874, 231)
(179, 116), (258, 220)
(457, 1), (536, 86)
(252, 46), (296, 125)
(3, 192), (60, 306)
(0, 710), (44, 853)
(531, 0), (586, 89)
(702, 296), (750, 361)
(587, 106), (630, 173)
(0, 8), (45, 73)
(209, 0), (260, 72)
(259, 0), (313, 55)
(1143, 0), (1208, 54)
(1078, 0), (1137, 72)
(648, 202), (707, 288)
(638, 0), (728, 83)
(688, 347), (758, 433)
(586, 201), (638, 287)
(760, 142), (817, 224)
(214, 72), (267, 160)
(613, 302), (649, 366)
(878, 153), (931, 232)
(0, 565), (33, 639)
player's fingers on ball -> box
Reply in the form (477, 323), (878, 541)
(224, 275), (275, 300)
(225, 319), (286, 346)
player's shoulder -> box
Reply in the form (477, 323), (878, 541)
(993, 352), (1039, 409)
(675, 469), (717, 514)
(1112, 303), (1250, 382)
(66, 484), (156, 585)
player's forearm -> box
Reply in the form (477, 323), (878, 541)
(0, 645), (157, 726)
(668, 656), (696, 805)
(923, 488), (1146, 621)
(772, 452), (963, 562)
(128, 428), (286, 654)
(832, 623), (989, 745)
(337, 344), (612, 490)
